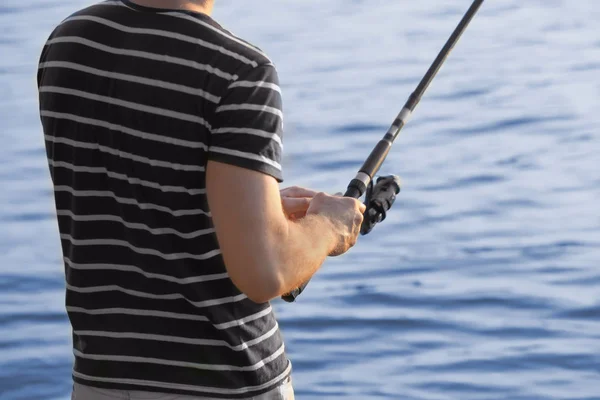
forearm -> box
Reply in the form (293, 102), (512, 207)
(272, 214), (336, 298)
(205, 161), (344, 303)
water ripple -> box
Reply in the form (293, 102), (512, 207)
(3, 0), (600, 399)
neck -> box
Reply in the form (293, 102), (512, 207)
(128, 0), (214, 15)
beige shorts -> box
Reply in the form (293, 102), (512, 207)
(71, 378), (294, 400)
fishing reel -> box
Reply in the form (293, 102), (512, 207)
(361, 175), (402, 235)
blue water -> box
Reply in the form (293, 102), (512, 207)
(1, 0), (599, 399)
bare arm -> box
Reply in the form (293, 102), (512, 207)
(206, 161), (340, 303)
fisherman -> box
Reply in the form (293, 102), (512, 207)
(37, 0), (365, 399)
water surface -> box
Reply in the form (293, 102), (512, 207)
(1, 1), (599, 399)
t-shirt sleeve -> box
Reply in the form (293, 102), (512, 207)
(208, 63), (284, 182)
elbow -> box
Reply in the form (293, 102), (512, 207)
(245, 286), (279, 304)
(222, 222), (289, 304)
(229, 263), (284, 304)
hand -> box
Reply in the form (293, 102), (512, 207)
(306, 192), (366, 256)
(280, 186), (319, 220)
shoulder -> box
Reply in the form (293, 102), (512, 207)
(178, 13), (275, 72)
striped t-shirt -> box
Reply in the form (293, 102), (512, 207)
(37, 1), (289, 398)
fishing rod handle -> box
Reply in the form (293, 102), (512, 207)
(282, 137), (396, 303)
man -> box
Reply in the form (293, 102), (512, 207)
(37, 0), (365, 399)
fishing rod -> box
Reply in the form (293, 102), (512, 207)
(282, 0), (485, 303)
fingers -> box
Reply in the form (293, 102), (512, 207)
(280, 186), (319, 199)
(358, 201), (367, 213)
(281, 197), (311, 216)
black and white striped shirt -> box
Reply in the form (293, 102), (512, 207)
(37, 1), (289, 397)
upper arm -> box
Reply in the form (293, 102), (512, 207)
(205, 63), (286, 301)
